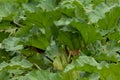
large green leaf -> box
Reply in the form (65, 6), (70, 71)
(87, 2), (117, 23)
(86, 40), (120, 62)
(99, 63), (120, 80)
(10, 56), (33, 68)
(0, 3), (16, 21)
(15, 9), (61, 49)
(57, 31), (73, 50)
(25, 70), (62, 80)
(28, 34), (50, 50)
(71, 21), (102, 44)
(0, 56), (33, 80)
(0, 56), (32, 71)
(97, 6), (120, 30)
(2, 37), (23, 51)
(64, 56), (106, 72)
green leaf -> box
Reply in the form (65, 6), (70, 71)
(108, 31), (120, 41)
(0, 3), (15, 21)
(99, 63), (120, 80)
(62, 70), (80, 80)
(71, 21), (102, 44)
(57, 31), (73, 50)
(46, 40), (59, 59)
(0, 71), (9, 80)
(87, 3), (117, 23)
(64, 56), (103, 72)
(54, 17), (72, 26)
(0, 61), (9, 71)
(64, 56), (110, 75)
(37, 0), (56, 11)
(26, 70), (62, 80)
(89, 73), (100, 80)
(22, 2), (38, 12)
(2, 37), (23, 51)
(59, 1), (76, 17)
(27, 33), (50, 50)
(15, 9), (61, 49)
(15, 26), (33, 37)
(10, 56), (33, 68)
(74, 0), (88, 20)
(97, 6), (120, 30)
(0, 20), (12, 30)
(0, 56), (32, 72)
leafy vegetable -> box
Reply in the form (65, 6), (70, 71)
(0, 0), (120, 79)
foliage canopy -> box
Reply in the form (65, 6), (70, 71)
(0, 0), (120, 80)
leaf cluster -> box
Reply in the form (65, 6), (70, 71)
(0, 0), (120, 80)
